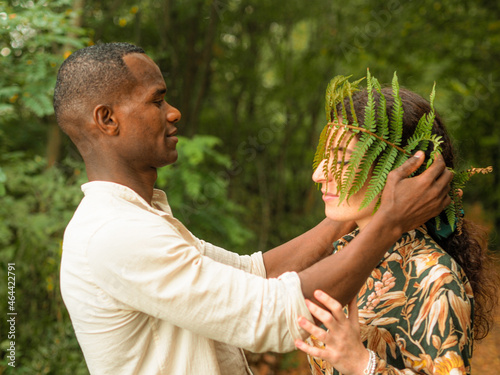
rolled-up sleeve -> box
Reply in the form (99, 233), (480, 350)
(86, 215), (311, 353)
(201, 240), (267, 278)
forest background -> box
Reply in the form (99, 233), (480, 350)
(0, 0), (499, 373)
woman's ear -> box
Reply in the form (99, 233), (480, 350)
(93, 104), (119, 136)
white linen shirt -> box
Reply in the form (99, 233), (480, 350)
(60, 181), (312, 375)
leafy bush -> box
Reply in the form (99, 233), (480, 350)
(157, 135), (254, 252)
(0, 154), (88, 373)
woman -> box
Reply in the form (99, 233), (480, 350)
(294, 78), (497, 374)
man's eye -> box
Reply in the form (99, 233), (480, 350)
(154, 100), (164, 107)
(337, 160), (350, 165)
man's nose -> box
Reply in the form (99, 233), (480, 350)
(166, 103), (181, 124)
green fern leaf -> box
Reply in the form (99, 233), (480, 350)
(364, 71), (377, 133)
(390, 72), (404, 146)
(334, 130), (357, 190)
(425, 135), (444, 168)
(339, 132), (374, 202)
(331, 128), (349, 170)
(322, 126), (341, 192)
(316, 70), (491, 237)
(350, 139), (387, 199)
(313, 123), (331, 170)
(360, 146), (398, 209)
(373, 78), (390, 140)
(445, 201), (458, 232)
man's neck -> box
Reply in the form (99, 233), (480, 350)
(85, 163), (158, 205)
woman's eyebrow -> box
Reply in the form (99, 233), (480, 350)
(336, 147), (353, 154)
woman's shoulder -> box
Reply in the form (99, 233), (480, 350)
(390, 226), (472, 294)
(393, 226), (454, 265)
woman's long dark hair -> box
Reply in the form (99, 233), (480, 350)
(336, 87), (498, 341)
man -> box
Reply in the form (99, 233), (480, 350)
(55, 43), (452, 374)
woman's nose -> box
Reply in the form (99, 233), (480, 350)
(312, 159), (330, 183)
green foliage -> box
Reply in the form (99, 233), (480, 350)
(0, 0), (88, 120)
(313, 70), (490, 233)
(157, 135), (254, 251)
(0, 154), (88, 374)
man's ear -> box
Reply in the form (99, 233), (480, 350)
(93, 104), (119, 136)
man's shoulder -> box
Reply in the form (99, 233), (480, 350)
(63, 191), (168, 252)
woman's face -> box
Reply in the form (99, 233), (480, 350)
(312, 128), (377, 229)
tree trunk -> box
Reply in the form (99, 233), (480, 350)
(46, 117), (61, 168)
(187, 1), (219, 135)
(256, 156), (271, 251)
(46, 0), (85, 168)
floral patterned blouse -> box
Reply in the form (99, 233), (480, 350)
(306, 226), (474, 375)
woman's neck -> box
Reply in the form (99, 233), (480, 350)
(356, 216), (373, 231)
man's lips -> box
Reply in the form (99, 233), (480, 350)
(166, 129), (178, 143)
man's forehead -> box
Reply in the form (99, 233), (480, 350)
(123, 52), (155, 69)
(123, 53), (166, 93)
(123, 53), (167, 98)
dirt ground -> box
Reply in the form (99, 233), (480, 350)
(248, 261), (500, 375)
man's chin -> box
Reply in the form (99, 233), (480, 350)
(160, 152), (178, 167)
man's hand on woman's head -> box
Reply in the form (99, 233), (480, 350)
(377, 151), (453, 235)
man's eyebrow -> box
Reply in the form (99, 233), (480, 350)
(150, 88), (167, 98)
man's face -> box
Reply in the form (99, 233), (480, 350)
(111, 53), (181, 169)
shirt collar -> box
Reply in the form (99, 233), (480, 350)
(81, 181), (172, 216)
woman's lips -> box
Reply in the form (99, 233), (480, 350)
(322, 192), (339, 201)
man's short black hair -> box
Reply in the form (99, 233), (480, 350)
(53, 42), (145, 132)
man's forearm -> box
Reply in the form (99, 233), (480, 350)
(262, 218), (356, 278)
(298, 211), (403, 306)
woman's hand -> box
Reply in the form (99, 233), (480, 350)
(295, 290), (370, 375)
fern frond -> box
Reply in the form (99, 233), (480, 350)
(360, 146), (398, 209)
(403, 133), (428, 154)
(467, 166), (493, 177)
(390, 72), (404, 146)
(315, 70), (491, 239)
(331, 128), (349, 172)
(325, 76), (347, 122)
(312, 123), (331, 170)
(373, 78), (389, 140)
(445, 199), (458, 233)
(414, 82), (437, 155)
(425, 134), (443, 168)
(435, 216), (442, 231)
(324, 75), (364, 123)
(417, 82), (436, 137)
(341, 82), (350, 123)
(364, 70), (377, 133)
(322, 126), (340, 190)
(350, 139), (387, 199)
(339, 132), (375, 203)
(334, 130), (357, 190)
(323, 125), (353, 194)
